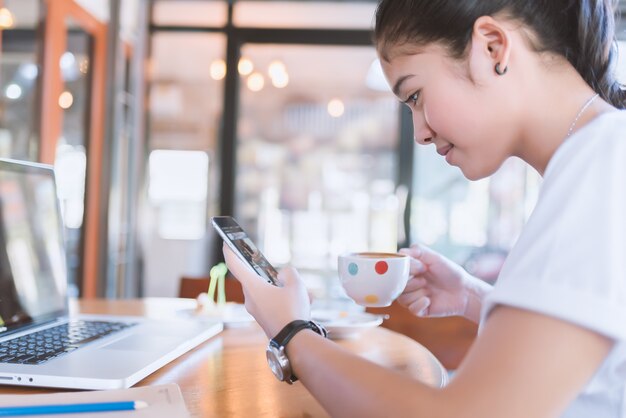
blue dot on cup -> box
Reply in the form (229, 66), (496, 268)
(348, 263), (359, 275)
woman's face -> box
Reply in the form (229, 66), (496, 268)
(380, 44), (518, 180)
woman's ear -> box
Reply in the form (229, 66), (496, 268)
(467, 16), (512, 80)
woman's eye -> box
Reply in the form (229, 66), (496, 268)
(405, 91), (421, 106)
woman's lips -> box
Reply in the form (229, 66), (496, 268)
(445, 147), (453, 163)
(437, 144), (453, 156)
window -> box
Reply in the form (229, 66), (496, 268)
(233, 1), (376, 29)
(152, 0), (228, 27)
(234, 44), (401, 285)
(0, 0), (41, 161)
(148, 150), (209, 240)
(411, 153), (540, 283)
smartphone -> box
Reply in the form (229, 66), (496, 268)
(211, 216), (279, 286)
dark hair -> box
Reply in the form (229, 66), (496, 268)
(374, 0), (626, 109)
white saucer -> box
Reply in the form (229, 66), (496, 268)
(178, 302), (255, 328)
(311, 310), (384, 339)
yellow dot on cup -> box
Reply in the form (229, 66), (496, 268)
(364, 294), (379, 304)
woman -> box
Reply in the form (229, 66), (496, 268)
(224, 0), (626, 416)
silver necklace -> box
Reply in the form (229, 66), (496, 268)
(566, 93), (600, 138)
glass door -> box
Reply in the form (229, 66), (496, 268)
(54, 18), (92, 295)
(40, 0), (107, 297)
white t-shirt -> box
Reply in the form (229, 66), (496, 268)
(481, 110), (626, 417)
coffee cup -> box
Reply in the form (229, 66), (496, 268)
(337, 252), (410, 307)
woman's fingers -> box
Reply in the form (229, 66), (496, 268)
(398, 248), (427, 275)
(408, 296), (431, 317)
(408, 258), (427, 275)
(397, 287), (429, 307)
(277, 265), (299, 287)
(404, 277), (427, 292)
(223, 244), (263, 288)
(222, 244), (241, 275)
(399, 243), (441, 266)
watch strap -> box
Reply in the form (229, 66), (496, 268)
(270, 319), (327, 349)
(268, 319), (327, 383)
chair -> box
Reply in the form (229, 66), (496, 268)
(178, 275), (245, 303)
(367, 302), (477, 371)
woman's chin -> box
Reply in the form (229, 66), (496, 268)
(459, 166), (492, 181)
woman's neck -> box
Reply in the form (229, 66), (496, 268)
(513, 61), (615, 176)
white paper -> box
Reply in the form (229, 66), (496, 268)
(0, 383), (190, 418)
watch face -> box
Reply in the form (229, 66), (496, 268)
(266, 347), (286, 381)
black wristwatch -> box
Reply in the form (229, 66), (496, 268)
(266, 319), (328, 384)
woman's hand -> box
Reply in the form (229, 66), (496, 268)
(223, 244), (311, 338)
(397, 243), (491, 322)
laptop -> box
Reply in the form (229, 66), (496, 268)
(0, 158), (223, 390)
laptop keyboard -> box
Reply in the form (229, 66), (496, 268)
(0, 320), (137, 365)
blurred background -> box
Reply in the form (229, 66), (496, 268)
(0, 0), (625, 303)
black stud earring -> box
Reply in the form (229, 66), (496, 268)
(495, 63), (508, 75)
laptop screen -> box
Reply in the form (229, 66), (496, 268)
(0, 159), (67, 335)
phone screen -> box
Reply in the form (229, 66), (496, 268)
(211, 216), (279, 286)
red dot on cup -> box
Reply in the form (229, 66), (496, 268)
(375, 261), (388, 275)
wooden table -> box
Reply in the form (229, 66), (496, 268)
(0, 298), (448, 417)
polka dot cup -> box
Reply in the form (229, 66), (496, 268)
(338, 252), (410, 307)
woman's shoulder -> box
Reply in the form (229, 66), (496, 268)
(589, 109), (626, 130)
(544, 110), (626, 179)
(578, 110), (626, 143)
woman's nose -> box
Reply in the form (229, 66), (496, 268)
(414, 134), (433, 145)
(412, 113), (434, 145)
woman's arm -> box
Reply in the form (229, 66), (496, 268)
(223, 244), (612, 417)
(287, 306), (612, 418)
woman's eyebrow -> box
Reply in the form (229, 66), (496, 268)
(392, 74), (414, 97)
